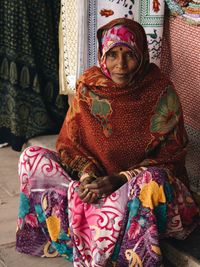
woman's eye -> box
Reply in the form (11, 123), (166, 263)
(107, 52), (116, 58)
(126, 52), (134, 58)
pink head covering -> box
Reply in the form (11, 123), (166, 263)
(100, 25), (136, 78)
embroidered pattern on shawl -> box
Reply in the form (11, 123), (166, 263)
(80, 88), (113, 137)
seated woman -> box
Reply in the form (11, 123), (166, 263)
(16, 18), (199, 267)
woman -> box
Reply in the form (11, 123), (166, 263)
(16, 18), (199, 266)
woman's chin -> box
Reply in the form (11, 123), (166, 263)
(114, 79), (130, 87)
(111, 75), (132, 87)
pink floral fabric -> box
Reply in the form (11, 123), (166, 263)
(101, 25), (135, 57)
(16, 146), (199, 266)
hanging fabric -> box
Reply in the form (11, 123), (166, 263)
(0, 0), (68, 151)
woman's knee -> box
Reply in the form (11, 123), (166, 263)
(18, 146), (59, 177)
(131, 167), (168, 209)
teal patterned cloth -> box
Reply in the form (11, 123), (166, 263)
(0, 0), (68, 151)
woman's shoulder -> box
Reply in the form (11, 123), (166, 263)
(139, 63), (179, 104)
(147, 63), (169, 80)
(144, 63), (174, 88)
(77, 66), (114, 89)
(74, 66), (100, 95)
(78, 66), (103, 85)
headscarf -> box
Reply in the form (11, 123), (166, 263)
(97, 18), (150, 82)
(100, 25), (137, 78)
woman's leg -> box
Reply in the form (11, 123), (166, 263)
(114, 167), (198, 267)
(67, 180), (129, 267)
(16, 146), (73, 261)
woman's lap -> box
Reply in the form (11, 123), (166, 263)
(16, 146), (199, 266)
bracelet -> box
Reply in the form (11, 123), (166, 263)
(80, 173), (90, 182)
(119, 171), (132, 182)
(120, 167), (148, 182)
(80, 173), (97, 182)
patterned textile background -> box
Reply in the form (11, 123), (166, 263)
(0, 0), (68, 151)
(161, 14), (200, 193)
(60, 0), (165, 94)
(90, 0), (165, 67)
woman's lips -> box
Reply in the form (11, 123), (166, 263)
(114, 73), (128, 77)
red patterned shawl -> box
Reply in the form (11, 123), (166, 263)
(56, 65), (188, 182)
(56, 19), (188, 185)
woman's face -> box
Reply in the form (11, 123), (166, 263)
(106, 45), (138, 86)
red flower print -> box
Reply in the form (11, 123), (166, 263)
(25, 213), (39, 227)
(128, 219), (141, 239)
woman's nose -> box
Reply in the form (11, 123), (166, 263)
(117, 55), (127, 68)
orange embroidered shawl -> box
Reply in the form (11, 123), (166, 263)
(56, 19), (188, 185)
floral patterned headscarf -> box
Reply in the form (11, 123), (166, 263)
(100, 25), (137, 78)
(97, 18), (150, 82)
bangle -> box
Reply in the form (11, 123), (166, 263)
(80, 173), (90, 182)
(120, 167), (147, 182)
(80, 173), (97, 182)
(119, 171), (132, 182)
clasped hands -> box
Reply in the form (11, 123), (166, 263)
(77, 173), (127, 204)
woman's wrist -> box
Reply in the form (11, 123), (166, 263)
(80, 172), (97, 182)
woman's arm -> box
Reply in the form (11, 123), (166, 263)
(56, 82), (104, 180)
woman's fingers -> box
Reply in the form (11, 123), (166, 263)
(87, 192), (100, 204)
(78, 175), (123, 203)
(85, 179), (112, 195)
(79, 190), (100, 204)
(85, 180), (102, 189)
(78, 188), (89, 199)
(80, 176), (96, 187)
(81, 191), (93, 203)
(85, 184), (106, 195)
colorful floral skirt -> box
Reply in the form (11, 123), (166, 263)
(16, 146), (199, 267)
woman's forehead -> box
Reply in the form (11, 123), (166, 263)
(109, 45), (132, 52)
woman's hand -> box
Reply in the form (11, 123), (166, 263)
(78, 175), (99, 203)
(78, 174), (127, 204)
